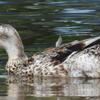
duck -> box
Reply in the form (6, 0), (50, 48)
(0, 24), (100, 78)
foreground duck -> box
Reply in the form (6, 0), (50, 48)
(0, 24), (100, 78)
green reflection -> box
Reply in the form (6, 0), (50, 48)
(0, 0), (100, 100)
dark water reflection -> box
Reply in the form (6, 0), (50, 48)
(0, 0), (100, 100)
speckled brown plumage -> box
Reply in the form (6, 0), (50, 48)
(0, 24), (100, 78)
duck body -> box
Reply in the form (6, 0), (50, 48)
(10, 47), (69, 77)
(0, 24), (100, 78)
(63, 44), (100, 78)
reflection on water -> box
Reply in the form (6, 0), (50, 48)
(0, 0), (100, 100)
(0, 76), (100, 100)
(62, 8), (95, 14)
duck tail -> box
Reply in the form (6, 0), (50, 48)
(81, 36), (100, 48)
(55, 35), (62, 47)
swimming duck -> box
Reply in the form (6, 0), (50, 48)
(0, 24), (100, 78)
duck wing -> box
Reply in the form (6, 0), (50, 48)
(30, 36), (100, 64)
(59, 36), (100, 52)
(62, 36), (100, 78)
(21, 36), (100, 77)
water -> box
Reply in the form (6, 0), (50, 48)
(1, 76), (100, 100)
(0, 0), (100, 100)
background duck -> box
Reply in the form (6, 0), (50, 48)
(0, 24), (100, 78)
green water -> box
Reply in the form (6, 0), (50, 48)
(0, 0), (100, 100)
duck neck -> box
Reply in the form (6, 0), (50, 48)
(5, 40), (28, 68)
(0, 24), (28, 72)
(6, 44), (27, 61)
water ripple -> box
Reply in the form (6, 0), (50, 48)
(62, 8), (95, 14)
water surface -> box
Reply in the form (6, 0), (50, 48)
(0, 0), (100, 100)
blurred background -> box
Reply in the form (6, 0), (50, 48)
(0, 0), (100, 100)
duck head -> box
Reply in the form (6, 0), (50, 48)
(0, 24), (28, 72)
